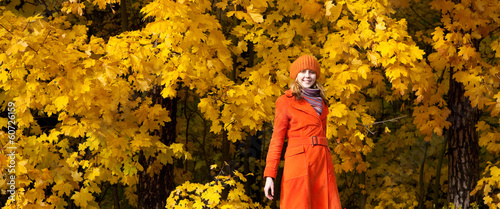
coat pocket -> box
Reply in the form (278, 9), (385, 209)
(283, 146), (308, 180)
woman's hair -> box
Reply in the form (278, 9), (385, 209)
(290, 80), (329, 106)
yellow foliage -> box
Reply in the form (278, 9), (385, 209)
(0, 4), (192, 207)
(166, 170), (260, 209)
(473, 163), (500, 207)
(71, 188), (94, 208)
(2, 0), (500, 208)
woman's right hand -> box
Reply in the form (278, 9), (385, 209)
(264, 177), (274, 200)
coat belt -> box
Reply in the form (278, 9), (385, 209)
(287, 136), (328, 148)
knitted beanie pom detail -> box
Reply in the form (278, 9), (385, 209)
(289, 55), (320, 80)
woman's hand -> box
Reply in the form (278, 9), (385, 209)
(264, 177), (274, 200)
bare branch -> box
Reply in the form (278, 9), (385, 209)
(364, 115), (407, 126)
(0, 24), (13, 34)
(358, 115), (407, 134)
(37, 29), (52, 53)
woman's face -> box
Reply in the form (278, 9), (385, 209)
(296, 69), (317, 89)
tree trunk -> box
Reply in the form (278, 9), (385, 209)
(447, 69), (480, 209)
(359, 171), (366, 209)
(138, 86), (177, 209)
(418, 143), (429, 209)
(120, 0), (129, 31)
(242, 41), (260, 200)
(244, 131), (262, 201)
(113, 184), (121, 209)
(221, 130), (231, 199)
(433, 140), (447, 209)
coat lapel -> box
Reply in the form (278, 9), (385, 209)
(286, 90), (328, 121)
(291, 97), (328, 121)
(291, 99), (318, 117)
(319, 101), (328, 121)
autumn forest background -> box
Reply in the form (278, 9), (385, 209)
(1, 0), (500, 208)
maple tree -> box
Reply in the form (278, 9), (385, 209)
(394, 0), (500, 208)
(1, 0), (500, 208)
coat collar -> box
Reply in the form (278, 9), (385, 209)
(285, 90), (328, 120)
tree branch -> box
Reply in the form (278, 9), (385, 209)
(409, 4), (436, 30)
(358, 115), (407, 134)
(0, 23), (13, 34)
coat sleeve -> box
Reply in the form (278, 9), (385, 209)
(263, 96), (289, 179)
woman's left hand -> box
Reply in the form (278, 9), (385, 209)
(264, 177), (274, 200)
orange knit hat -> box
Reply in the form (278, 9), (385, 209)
(289, 55), (320, 80)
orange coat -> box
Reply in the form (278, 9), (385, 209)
(264, 90), (342, 209)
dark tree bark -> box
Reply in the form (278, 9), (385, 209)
(447, 68), (480, 209)
(138, 86), (177, 209)
(433, 141), (447, 208)
(359, 166), (366, 209)
(418, 143), (429, 209)
(120, 0), (129, 32)
(244, 131), (263, 201)
(113, 184), (121, 209)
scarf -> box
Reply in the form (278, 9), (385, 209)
(302, 88), (323, 116)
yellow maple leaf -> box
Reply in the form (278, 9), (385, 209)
(490, 40), (500, 58)
(54, 95), (69, 111)
(71, 188), (94, 208)
(6, 39), (29, 55)
(94, 0), (109, 9)
(301, 1), (321, 17)
(193, 200), (206, 208)
(330, 103), (348, 117)
(233, 170), (247, 182)
(0, 117), (7, 129)
(215, 0), (228, 9)
(430, 0), (455, 13)
(87, 168), (100, 181)
(170, 143), (184, 154)
(367, 51), (379, 65)
(210, 164), (218, 170)
(458, 45), (477, 60)
(357, 64), (370, 79)
(375, 22), (386, 31)
(71, 171), (83, 181)
(227, 11), (247, 20)
(491, 166), (500, 177)
(247, 4), (264, 23)
(53, 180), (74, 196)
(325, 1), (342, 21)
(409, 45), (424, 60)
(377, 41), (396, 58)
(17, 160), (28, 174)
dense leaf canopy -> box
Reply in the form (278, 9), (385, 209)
(1, 0), (500, 208)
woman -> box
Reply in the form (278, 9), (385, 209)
(263, 55), (342, 208)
